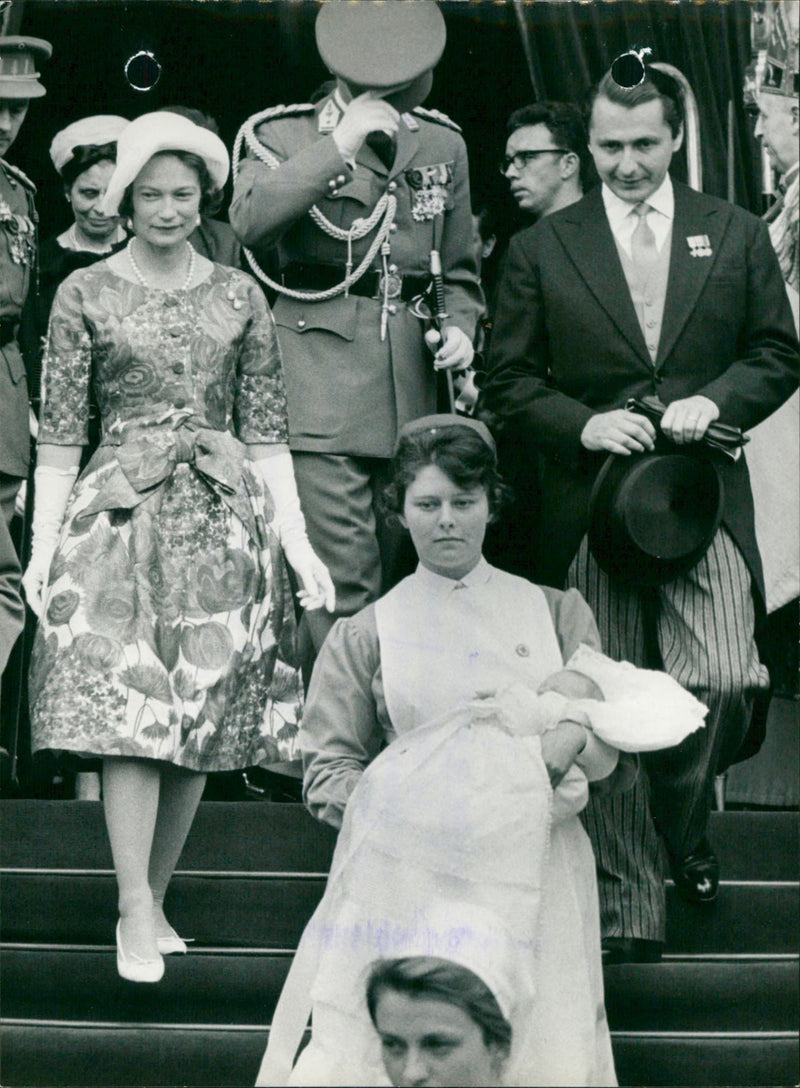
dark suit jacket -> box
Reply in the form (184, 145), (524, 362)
(482, 182), (799, 594)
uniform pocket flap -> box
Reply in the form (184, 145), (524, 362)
(274, 295), (359, 341)
(330, 176), (373, 206)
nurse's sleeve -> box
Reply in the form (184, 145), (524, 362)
(541, 585), (619, 783)
(299, 609), (385, 831)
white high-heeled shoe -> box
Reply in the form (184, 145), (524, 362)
(116, 920), (165, 983)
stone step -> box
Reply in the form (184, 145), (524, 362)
(2, 1021), (797, 1087)
(2, 946), (797, 1033)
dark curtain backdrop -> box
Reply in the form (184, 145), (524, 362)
(11, 0), (761, 245)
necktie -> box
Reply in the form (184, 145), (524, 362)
(630, 202), (658, 270)
(366, 130), (396, 170)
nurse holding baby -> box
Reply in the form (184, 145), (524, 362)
(256, 415), (706, 1087)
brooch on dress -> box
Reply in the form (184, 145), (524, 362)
(405, 162), (454, 221)
(686, 234), (712, 258)
(0, 198), (35, 266)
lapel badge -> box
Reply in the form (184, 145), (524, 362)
(318, 99), (341, 134)
(687, 234), (712, 258)
(402, 112), (419, 132)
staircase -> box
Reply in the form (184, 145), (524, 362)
(1, 801), (797, 1087)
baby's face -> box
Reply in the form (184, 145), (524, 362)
(538, 668), (604, 702)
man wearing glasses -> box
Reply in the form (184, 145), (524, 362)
(500, 102), (588, 220)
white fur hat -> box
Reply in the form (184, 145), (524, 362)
(99, 111), (229, 216)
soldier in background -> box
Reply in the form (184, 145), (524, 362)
(0, 35), (50, 679)
(231, 1), (482, 664)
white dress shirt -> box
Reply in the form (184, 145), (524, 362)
(602, 174), (675, 257)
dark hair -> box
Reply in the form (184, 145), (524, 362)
(382, 426), (509, 520)
(367, 956), (512, 1055)
(587, 65), (684, 138)
(118, 149), (223, 218)
(60, 141), (118, 189)
(507, 101), (591, 188)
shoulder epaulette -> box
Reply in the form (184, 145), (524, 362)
(412, 106), (462, 133)
(250, 103), (315, 127)
(1, 159), (36, 192)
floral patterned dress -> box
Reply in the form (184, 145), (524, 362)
(29, 262), (303, 771)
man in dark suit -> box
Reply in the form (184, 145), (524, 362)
(482, 61), (799, 962)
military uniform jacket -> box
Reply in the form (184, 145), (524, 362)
(230, 96), (483, 458)
(482, 182), (800, 595)
(0, 158), (37, 477)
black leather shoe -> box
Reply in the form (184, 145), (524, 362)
(669, 837), (719, 903)
(601, 937), (664, 964)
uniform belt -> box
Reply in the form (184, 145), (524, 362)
(0, 318), (19, 348)
(281, 263), (430, 302)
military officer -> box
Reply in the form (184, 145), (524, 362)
(0, 35), (51, 677)
(231, 0), (483, 656)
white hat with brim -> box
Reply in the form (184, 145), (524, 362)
(99, 111), (229, 217)
(49, 115), (130, 175)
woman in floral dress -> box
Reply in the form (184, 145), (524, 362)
(22, 112), (334, 983)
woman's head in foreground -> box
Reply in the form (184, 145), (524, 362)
(366, 955), (512, 1087)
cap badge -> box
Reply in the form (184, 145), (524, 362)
(405, 162), (454, 221)
(686, 234), (712, 258)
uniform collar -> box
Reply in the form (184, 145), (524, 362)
(413, 555), (493, 595)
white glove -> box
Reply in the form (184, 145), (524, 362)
(253, 452), (336, 613)
(22, 464), (79, 618)
(332, 92), (399, 163)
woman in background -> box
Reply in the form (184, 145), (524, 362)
(19, 114), (129, 800)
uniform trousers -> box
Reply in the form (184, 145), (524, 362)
(0, 472), (24, 677)
(568, 526), (768, 942)
(291, 452), (414, 656)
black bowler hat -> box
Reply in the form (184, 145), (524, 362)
(588, 448), (724, 587)
(315, 1), (446, 92)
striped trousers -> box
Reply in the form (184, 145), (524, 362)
(568, 526), (769, 941)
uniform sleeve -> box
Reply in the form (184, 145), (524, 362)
(439, 133), (484, 341)
(230, 124), (354, 250)
(300, 609), (385, 829)
(540, 584), (618, 782)
(234, 278), (290, 444)
(38, 275), (92, 446)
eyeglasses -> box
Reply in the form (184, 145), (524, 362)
(499, 149), (571, 174)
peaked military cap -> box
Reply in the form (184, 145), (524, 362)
(315, 1), (445, 90)
(0, 36), (51, 99)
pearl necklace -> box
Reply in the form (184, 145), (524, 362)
(127, 237), (196, 291)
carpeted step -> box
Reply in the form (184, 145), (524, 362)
(0, 800), (336, 872)
(3, 946), (798, 1033)
(2, 1022), (797, 1088)
(611, 1031), (799, 1086)
(3, 873), (796, 953)
(0, 873), (325, 947)
(603, 959), (799, 1032)
(1, 802), (797, 880)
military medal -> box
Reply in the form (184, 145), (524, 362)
(0, 197), (35, 266)
(686, 234), (712, 258)
(406, 162), (454, 221)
